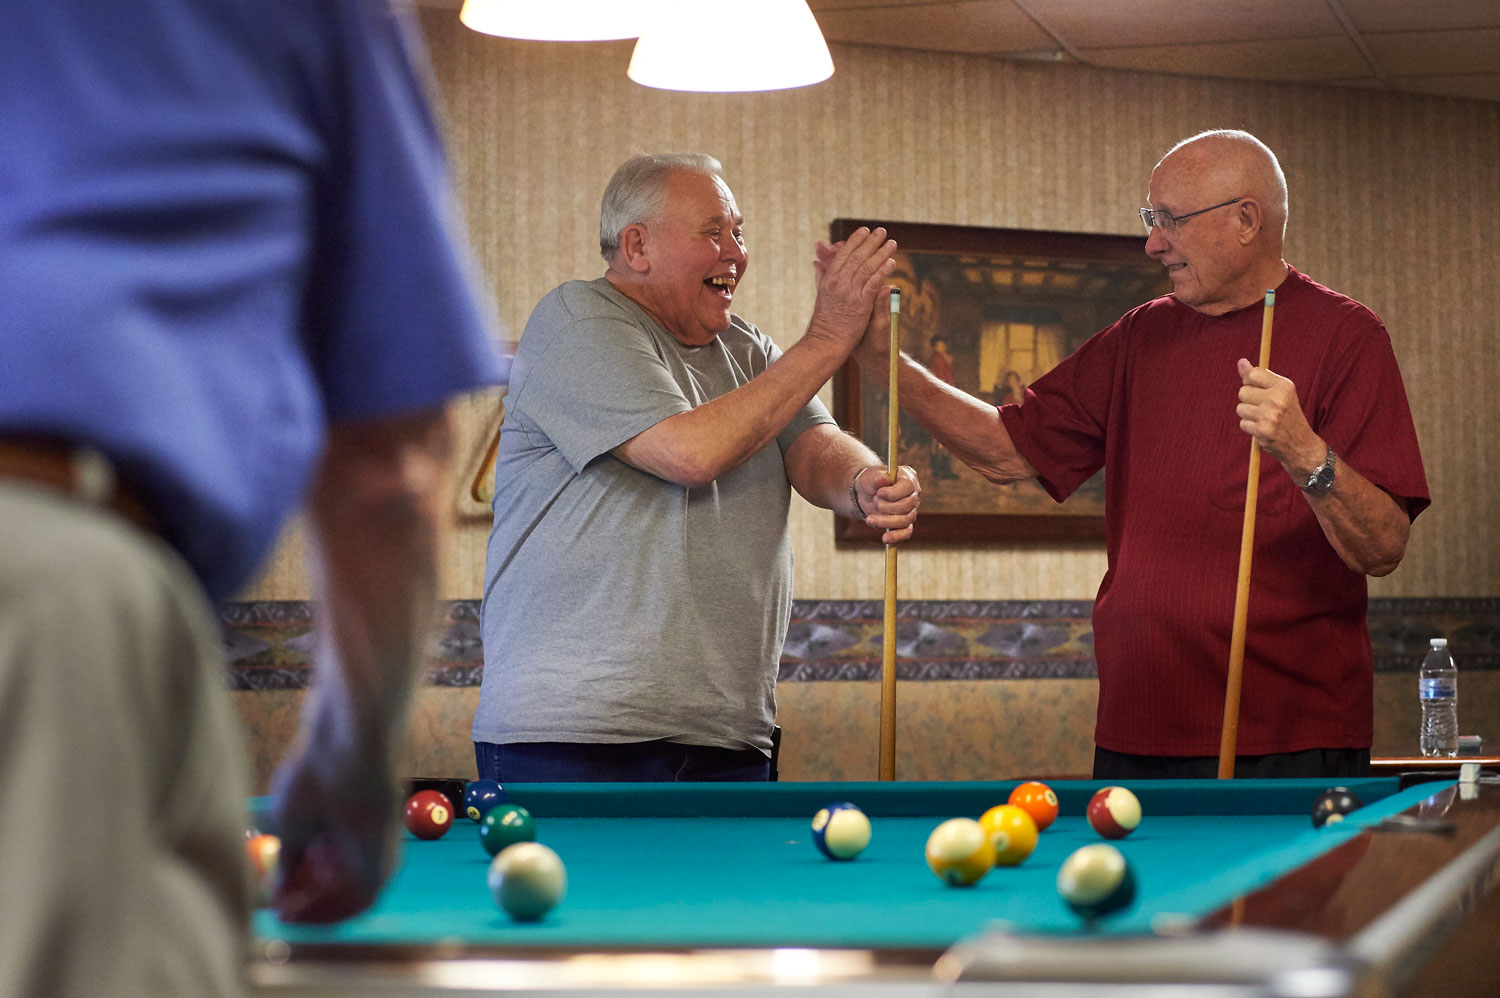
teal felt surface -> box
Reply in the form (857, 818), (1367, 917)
(251, 778), (1436, 949)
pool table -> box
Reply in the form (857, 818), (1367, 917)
(248, 773), (1500, 996)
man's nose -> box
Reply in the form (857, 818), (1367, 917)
(1144, 224), (1169, 256)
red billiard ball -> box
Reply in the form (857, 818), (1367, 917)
(1008, 781), (1060, 831)
(403, 789), (455, 840)
(1086, 786), (1141, 839)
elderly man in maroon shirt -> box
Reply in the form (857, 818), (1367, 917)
(851, 129), (1429, 780)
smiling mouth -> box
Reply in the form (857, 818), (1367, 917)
(706, 275), (736, 296)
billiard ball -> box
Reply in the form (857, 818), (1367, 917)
(479, 803), (537, 857)
(403, 789), (455, 840)
(244, 832), (281, 905)
(245, 833), (281, 881)
(810, 803), (872, 861)
(488, 842), (567, 920)
(464, 779), (506, 822)
(978, 804), (1039, 866)
(1008, 781), (1059, 831)
(1057, 843), (1137, 921)
(1086, 786), (1141, 839)
(1311, 787), (1364, 828)
(924, 817), (995, 887)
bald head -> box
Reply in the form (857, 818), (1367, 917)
(1144, 130), (1292, 314)
(1157, 130), (1288, 245)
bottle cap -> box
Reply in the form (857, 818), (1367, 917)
(1431, 638), (1447, 648)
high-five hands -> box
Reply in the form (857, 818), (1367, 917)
(808, 227), (897, 351)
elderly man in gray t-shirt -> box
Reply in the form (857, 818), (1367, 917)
(473, 153), (919, 782)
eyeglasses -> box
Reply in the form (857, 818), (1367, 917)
(1139, 197), (1243, 232)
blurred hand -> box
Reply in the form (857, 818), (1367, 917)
(266, 693), (403, 924)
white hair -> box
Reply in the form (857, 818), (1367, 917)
(598, 153), (724, 261)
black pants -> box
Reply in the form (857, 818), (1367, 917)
(1093, 746), (1371, 780)
(475, 740), (771, 783)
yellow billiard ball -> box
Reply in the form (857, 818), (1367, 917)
(979, 804), (1039, 865)
(925, 817), (995, 887)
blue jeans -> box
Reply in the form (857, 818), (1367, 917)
(474, 740), (770, 783)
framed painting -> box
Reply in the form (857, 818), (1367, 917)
(831, 219), (1170, 544)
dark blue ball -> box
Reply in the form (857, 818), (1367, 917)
(464, 779), (506, 822)
(811, 802), (871, 860)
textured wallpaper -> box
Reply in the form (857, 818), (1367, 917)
(240, 16), (1499, 602)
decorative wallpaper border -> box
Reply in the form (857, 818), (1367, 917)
(222, 598), (1500, 691)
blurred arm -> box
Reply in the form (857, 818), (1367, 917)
(270, 406), (454, 923)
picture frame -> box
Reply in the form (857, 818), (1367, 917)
(831, 219), (1170, 544)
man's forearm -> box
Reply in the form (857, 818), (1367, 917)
(613, 331), (850, 487)
(1299, 459), (1411, 577)
(304, 408), (453, 756)
(783, 423), (879, 518)
(886, 351), (1036, 484)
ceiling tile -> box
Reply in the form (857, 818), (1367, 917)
(814, 1), (1055, 55)
(1364, 28), (1500, 77)
(1020, 0), (1342, 49)
(1079, 36), (1370, 82)
(1334, 0), (1500, 33)
(1391, 74), (1500, 103)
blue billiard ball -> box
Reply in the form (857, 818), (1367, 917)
(464, 779), (506, 822)
(811, 802), (871, 861)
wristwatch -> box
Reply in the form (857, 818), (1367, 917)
(1301, 446), (1337, 494)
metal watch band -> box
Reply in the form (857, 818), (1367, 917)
(1301, 446), (1337, 493)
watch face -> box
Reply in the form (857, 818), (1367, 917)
(1306, 451), (1336, 492)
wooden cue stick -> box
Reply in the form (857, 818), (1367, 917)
(1218, 289), (1276, 780)
(879, 288), (901, 782)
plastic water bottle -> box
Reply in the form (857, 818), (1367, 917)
(1419, 638), (1459, 758)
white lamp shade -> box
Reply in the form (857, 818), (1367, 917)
(628, 0), (834, 93)
(459, 0), (654, 42)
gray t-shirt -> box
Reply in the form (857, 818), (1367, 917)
(473, 278), (834, 753)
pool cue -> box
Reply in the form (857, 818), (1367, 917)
(879, 288), (901, 781)
(1217, 289), (1276, 780)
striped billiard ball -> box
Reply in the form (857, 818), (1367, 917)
(1086, 786), (1141, 839)
(811, 803), (871, 861)
(925, 817), (995, 886)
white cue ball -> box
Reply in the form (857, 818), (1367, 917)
(488, 842), (567, 921)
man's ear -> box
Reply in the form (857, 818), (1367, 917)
(619, 223), (650, 274)
(1235, 199), (1263, 246)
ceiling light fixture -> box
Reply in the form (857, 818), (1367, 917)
(627, 0), (834, 93)
(458, 0), (651, 42)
